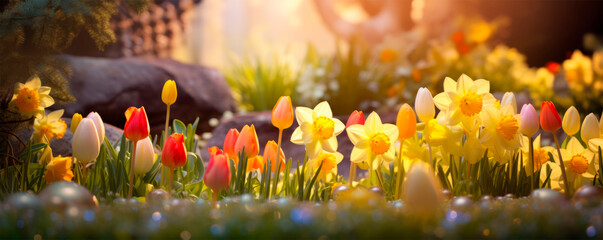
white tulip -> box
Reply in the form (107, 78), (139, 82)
(581, 113), (599, 143)
(501, 92), (517, 113)
(86, 112), (105, 145)
(72, 118), (100, 164)
(415, 87), (435, 122)
(134, 137), (155, 175)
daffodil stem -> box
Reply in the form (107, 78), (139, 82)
(348, 163), (356, 187)
(161, 104), (171, 189)
(369, 161), (374, 186)
(376, 170), (384, 189)
(272, 128), (283, 199)
(428, 143), (434, 169)
(529, 136), (535, 192)
(553, 134), (570, 198)
(394, 141), (405, 200)
(128, 141), (137, 199)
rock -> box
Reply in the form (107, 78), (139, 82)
(56, 55), (235, 135)
(39, 181), (97, 212)
(204, 110), (398, 177)
(450, 196), (473, 212)
(572, 185), (603, 207)
(332, 185), (352, 201)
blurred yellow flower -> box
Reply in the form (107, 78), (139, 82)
(520, 134), (555, 175)
(307, 151), (343, 182)
(33, 110), (67, 142)
(556, 137), (596, 193)
(44, 155), (74, 183)
(290, 101), (345, 159)
(10, 76), (54, 118)
(347, 112), (398, 170)
(433, 74), (496, 126)
(466, 20), (493, 44)
(563, 50), (593, 86)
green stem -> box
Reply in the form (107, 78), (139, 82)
(529, 136), (534, 192)
(348, 162), (357, 187)
(161, 104), (171, 188)
(553, 134), (570, 198)
(394, 142), (404, 200)
(128, 140), (137, 199)
(272, 128), (283, 199)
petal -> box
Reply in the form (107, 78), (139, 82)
(381, 124), (399, 142)
(382, 147), (396, 162)
(364, 112), (383, 136)
(313, 101), (333, 118)
(588, 138), (603, 153)
(351, 147), (369, 164)
(295, 107), (314, 125)
(474, 79), (490, 94)
(481, 93), (497, 106)
(443, 77), (457, 92)
(457, 74), (475, 96)
(333, 118), (345, 136)
(346, 125), (368, 145)
(566, 137), (583, 156)
(290, 127), (304, 144)
(447, 109), (463, 126)
(300, 122), (314, 144)
(38, 86), (51, 95)
(322, 137), (338, 152)
(433, 92), (452, 111)
(306, 141), (322, 159)
(47, 110), (64, 121)
(27, 77), (41, 90)
(333, 152), (344, 164)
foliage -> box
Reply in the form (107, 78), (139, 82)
(223, 56), (298, 112)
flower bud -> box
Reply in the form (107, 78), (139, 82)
(161, 133), (187, 169)
(162, 80), (177, 106)
(346, 110), (365, 128)
(124, 106), (150, 142)
(562, 106), (580, 136)
(134, 137), (156, 175)
(403, 161), (442, 215)
(501, 92), (517, 113)
(581, 113), (599, 143)
(223, 128), (240, 165)
(540, 101), (562, 133)
(203, 148), (231, 191)
(520, 104), (539, 136)
(234, 125), (260, 158)
(271, 96), (294, 129)
(86, 112), (105, 145)
(415, 88), (435, 122)
(263, 140), (285, 173)
(396, 103), (417, 140)
(72, 118), (100, 163)
(70, 113), (82, 133)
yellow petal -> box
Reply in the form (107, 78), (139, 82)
(351, 147), (368, 165)
(333, 119), (345, 136)
(295, 107), (314, 125)
(474, 79), (490, 94)
(306, 141), (322, 159)
(346, 125), (368, 145)
(300, 122), (314, 144)
(313, 101), (333, 118)
(322, 137), (338, 152)
(381, 124), (399, 142)
(457, 74), (475, 96)
(433, 92), (452, 111)
(443, 77), (457, 92)
(290, 127), (304, 144)
(566, 137), (584, 156)
(364, 112), (383, 136)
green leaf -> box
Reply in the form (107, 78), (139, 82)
(173, 119), (186, 135)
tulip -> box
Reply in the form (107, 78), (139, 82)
(581, 113), (599, 143)
(162, 133), (187, 193)
(70, 113), (82, 133)
(162, 133), (187, 169)
(403, 161), (443, 216)
(124, 107), (150, 142)
(346, 110), (365, 128)
(72, 118), (100, 164)
(134, 137), (155, 175)
(395, 103), (417, 199)
(562, 106), (580, 136)
(234, 125), (260, 159)
(501, 92), (517, 113)
(86, 112), (105, 145)
(415, 87), (435, 122)
(203, 148), (230, 206)
(520, 104), (539, 136)
(223, 128), (240, 165)
(540, 101), (570, 197)
(271, 96), (294, 130)
(540, 101), (562, 133)
(162, 80), (177, 106)
(263, 140), (285, 173)
(44, 155), (74, 183)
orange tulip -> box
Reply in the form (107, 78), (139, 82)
(247, 156), (264, 173)
(124, 107), (150, 142)
(263, 140), (285, 173)
(396, 103), (417, 140)
(272, 96), (294, 129)
(234, 125), (260, 159)
(204, 148), (230, 191)
(161, 133), (187, 169)
(223, 128), (240, 165)
(540, 101), (562, 133)
(346, 110), (365, 128)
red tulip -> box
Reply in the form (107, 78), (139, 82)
(204, 148), (231, 191)
(346, 110), (365, 128)
(161, 133), (187, 169)
(223, 128), (240, 165)
(540, 101), (562, 133)
(124, 107), (149, 142)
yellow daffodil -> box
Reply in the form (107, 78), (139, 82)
(480, 101), (521, 151)
(291, 101), (345, 159)
(520, 134), (555, 175)
(10, 75), (54, 118)
(463, 129), (486, 165)
(563, 50), (593, 87)
(433, 74), (496, 126)
(550, 137), (596, 194)
(33, 110), (67, 142)
(347, 112), (398, 170)
(307, 151), (343, 182)
(44, 155), (74, 183)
